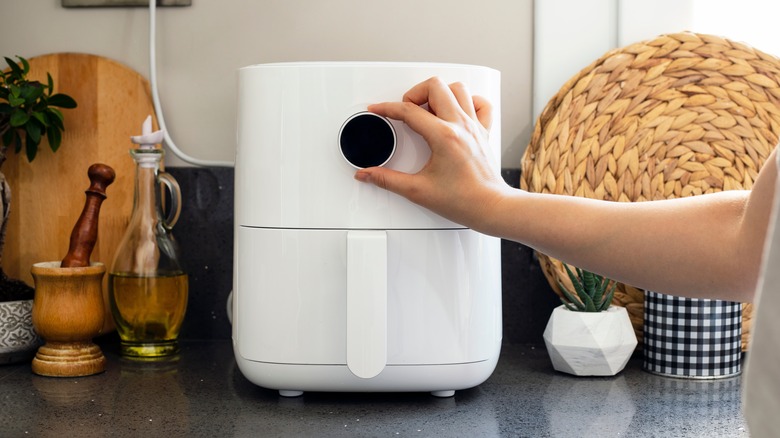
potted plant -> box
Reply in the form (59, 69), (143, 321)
(0, 56), (76, 363)
(543, 265), (637, 376)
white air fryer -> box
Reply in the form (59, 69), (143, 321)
(233, 62), (502, 397)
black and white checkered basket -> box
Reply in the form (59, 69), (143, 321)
(643, 291), (742, 379)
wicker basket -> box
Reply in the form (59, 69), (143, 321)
(521, 32), (780, 350)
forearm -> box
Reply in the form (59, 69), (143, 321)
(479, 189), (759, 301)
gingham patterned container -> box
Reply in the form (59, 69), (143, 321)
(643, 291), (742, 379)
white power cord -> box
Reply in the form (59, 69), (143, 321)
(149, 0), (234, 167)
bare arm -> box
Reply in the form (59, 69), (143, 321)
(356, 77), (777, 302)
(490, 169), (774, 301)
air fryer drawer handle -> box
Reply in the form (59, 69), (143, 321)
(346, 230), (387, 379)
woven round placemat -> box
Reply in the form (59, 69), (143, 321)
(521, 32), (780, 350)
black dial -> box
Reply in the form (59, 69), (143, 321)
(339, 112), (396, 168)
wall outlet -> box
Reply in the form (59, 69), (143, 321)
(62, 0), (191, 7)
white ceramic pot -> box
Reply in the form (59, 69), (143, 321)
(543, 305), (637, 376)
(0, 299), (42, 364)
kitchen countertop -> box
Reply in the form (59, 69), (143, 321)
(0, 340), (748, 437)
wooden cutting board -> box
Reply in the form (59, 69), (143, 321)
(3, 53), (158, 332)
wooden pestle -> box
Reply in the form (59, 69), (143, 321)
(60, 163), (116, 268)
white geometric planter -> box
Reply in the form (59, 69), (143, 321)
(543, 305), (637, 376)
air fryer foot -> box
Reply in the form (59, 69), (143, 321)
(279, 390), (304, 397)
(430, 390), (455, 398)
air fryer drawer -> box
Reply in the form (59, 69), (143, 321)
(233, 227), (501, 366)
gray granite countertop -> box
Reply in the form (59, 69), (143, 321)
(0, 340), (748, 437)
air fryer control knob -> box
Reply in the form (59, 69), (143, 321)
(339, 112), (397, 169)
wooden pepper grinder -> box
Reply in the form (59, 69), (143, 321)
(31, 163), (116, 377)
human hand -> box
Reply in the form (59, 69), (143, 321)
(354, 77), (510, 231)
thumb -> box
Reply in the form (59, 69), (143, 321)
(354, 166), (417, 199)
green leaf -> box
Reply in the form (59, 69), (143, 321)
(9, 110), (29, 127)
(47, 73), (54, 96)
(1, 127), (15, 148)
(25, 133), (39, 162)
(20, 57), (29, 74)
(563, 264), (592, 311)
(558, 278), (585, 311)
(21, 82), (44, 104)
(47, 106), (63, 121)
(47, 108), (64, 130)
(8, 94), (24, 107)
(9, 84), (21, 98)
(47, 93), (77, 109)
(46, 126), (62, 153)
(560, 298), (579, 312)
(11, 130), (22, 153)
(599, 281), (617, 311)
(591, 274), (608, 308)
(581, 286), (597, 312)
(31, 111), (48, 127)
(4, 57), (23, 78)
(582, 269), (596, 296)
(563, 264), (585, 299)
(26, 119), (41, 144)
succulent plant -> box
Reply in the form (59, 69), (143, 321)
(558, 264), (616, 312)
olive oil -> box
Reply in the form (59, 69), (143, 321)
(109, 128), (187, 359)
(109, 271), (188, 357)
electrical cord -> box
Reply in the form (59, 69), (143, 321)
(149, 0), (235, 167)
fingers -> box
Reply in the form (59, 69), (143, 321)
(373, 77), (492, 130)
(472, 95), (493, 131)
(368, 100), (442, 145)
(400, 77), (464, 122)
(402, 78), (477, 120)
(448, 82), (477, 120)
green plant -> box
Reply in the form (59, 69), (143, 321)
(0, 56), (77, 302)
(558, 265), (616, 312)
(0, 56), (77, 163)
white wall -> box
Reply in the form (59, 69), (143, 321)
(533, 0), (780, 122)
(691, 0), (780, 56)
(0, 0), (533, 167)
(533, 0), (694, 120)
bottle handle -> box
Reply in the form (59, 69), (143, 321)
(158, 172), (182, 229)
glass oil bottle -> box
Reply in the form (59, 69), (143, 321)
(109, 116), (188, 358)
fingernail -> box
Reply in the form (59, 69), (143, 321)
(354, 171), (369, 182)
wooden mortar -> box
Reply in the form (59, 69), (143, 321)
(31, 262), (106, 377)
